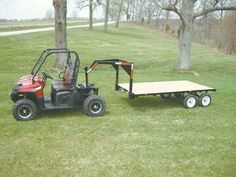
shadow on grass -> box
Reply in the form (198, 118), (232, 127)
(35, 106), (84, 121)
(120, 96), (183, 110)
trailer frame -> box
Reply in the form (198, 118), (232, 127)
(85, 59), (216, 108)
(85, 59), (135, 98)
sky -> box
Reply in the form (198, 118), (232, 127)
(0, 0), (102, 20)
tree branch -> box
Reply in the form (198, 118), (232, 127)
(152, 0), (162, 9)
(152, 0), (185, 25)
(173, 0), (178, 6)
(162, 5), (185, 26)
(193, 6), (236, 19)
(96, 0), (101, 5)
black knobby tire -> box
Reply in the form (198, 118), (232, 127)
(12, 99), (37, 121)
(199, 93), (211, 107)
(83, 95), (106, 117)
(183, 95), (197, 108)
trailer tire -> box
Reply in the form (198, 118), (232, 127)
(83, 95), (106, 117)
(12, 99), (37, 121)
(183, 95), (197, 108)
(199, 93), (211, 107)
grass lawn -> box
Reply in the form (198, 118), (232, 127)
(0, 23), (235, 177)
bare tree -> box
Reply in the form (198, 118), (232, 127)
(137, 0), (147, 22)
(71, 8), (79, 19)
(127, 0), (162, 28)
(153, 0), (236, 70)
(218, 0), (229, 19)
(125, 0), (132, 21)
(53, 0), (67, 66)
(128, 0), (159, 24)
(115, 0), (124, 27)
(217, 11), (236, 54)
(76, 0), (101, 30)
(89, 0), (93, 29)
(144, 0), (155, 24)
(154, 7), (162, 29)
(104, 0), (110, 32)
(45, 9), (54, 20)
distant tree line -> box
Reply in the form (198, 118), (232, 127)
(120, 0), (236, 70)
(124, 0), (236, 56)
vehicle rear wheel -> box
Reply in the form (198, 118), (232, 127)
(199, 93), (211, 107)
(183, 95), (197, 108)
(12, 99), (37, 121)
(83, 95), (106, 117)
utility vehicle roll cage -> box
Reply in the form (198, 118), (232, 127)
(84, 59), (134, 96)
(31, 48), (80, 83)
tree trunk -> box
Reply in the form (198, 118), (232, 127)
(104, 0), (110, 32)
(116, 1), (123, 28)
(155, 15), (159, 29)
(116, 11), (121, 28)
(89, 0), (93, 30)
(177, 0), (194, 71)
(126, 3), (130, 22)
(53, 0), (67, 67)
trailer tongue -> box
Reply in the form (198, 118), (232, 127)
(85, 59), (216, 108)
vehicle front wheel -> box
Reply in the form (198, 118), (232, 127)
(12, 99), (37, 121)
(83, 95), (106, 117)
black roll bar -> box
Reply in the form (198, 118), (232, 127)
(31, 48), (80, 83)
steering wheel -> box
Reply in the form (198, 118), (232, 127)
(41, 72), (53, 81)
(58, 71), (65, 79)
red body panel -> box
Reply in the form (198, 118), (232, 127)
(17, 75), (46, 97)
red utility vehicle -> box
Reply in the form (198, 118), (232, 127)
(10, 49), (106, 121)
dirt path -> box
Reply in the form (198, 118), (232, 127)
(0, 21), (115, 37)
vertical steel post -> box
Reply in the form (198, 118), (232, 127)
(128, 63), (134, 98)
(115, 65), (119, 90)
(84, 67), (89, 87)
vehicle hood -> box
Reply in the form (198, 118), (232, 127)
(17, 75), (34, 86)
(17, 74), (42, 86)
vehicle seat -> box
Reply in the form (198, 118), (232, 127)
(52, 64), (75, 92)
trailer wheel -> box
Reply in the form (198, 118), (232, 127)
(12, 99), (37, 121)
(183, 95), (197, 108)
(83, 95), (106, 117)
(199, 93), (211, 107)
(160, 93), (171, 99)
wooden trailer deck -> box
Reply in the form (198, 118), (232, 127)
(118, 80), (215, 96)
(86, 59), (216, 108)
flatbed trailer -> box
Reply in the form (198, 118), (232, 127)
(85, 59), (216, 108)
(118, 80), (215, 97)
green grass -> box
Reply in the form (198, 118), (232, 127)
(0, 23), (235, 177)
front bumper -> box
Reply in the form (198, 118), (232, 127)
(9, 84), (19, 102)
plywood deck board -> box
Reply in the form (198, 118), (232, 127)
(118, 80), (215, 95)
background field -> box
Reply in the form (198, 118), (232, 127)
(0, 19), (89, 32)
(0, 23), (235, 177)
